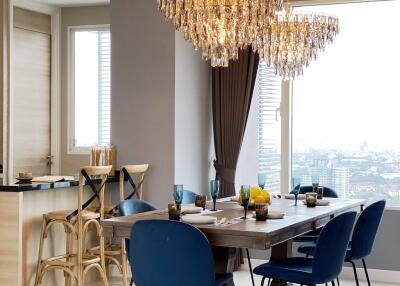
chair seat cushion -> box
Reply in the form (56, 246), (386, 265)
(253, 257), (314, 285)
(215, 273), (233, 286)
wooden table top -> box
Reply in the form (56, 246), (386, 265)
(102, 197), (364, 250)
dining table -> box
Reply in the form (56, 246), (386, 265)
(101, 197), (365, 286)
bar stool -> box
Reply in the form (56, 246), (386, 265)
(94, 164), (149, 285)
(34, 166), (112, 286)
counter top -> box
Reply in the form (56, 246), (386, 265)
(0, 171), (121, 192)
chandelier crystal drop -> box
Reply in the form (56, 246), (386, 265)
(252, 3), (339, 80)
(157, 0), (284, 67)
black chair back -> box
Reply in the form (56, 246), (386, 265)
(292, 185), (339, 198)
(119, 199), (157, 216)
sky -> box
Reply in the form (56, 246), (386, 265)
(292, 0), (400, 152)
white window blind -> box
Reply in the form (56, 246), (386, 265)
(98, 31), (111, 146)
(257, 61), (282, 193)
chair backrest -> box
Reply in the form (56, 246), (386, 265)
(130, 220), (215, 286)
(118, 199), (157, 217)
(119, 164), (149, 200)
(182, 190), (198, 204)
(312, 211), (357, 284)
(350, 200), (386, 260)
(293, 186), (339, 198)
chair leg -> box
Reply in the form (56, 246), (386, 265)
(121, 239), (129, 286)
(336, 277), (340, 286)
(129, 277), (134, 286)
(350, 261), (360, 286)
(261, 277), (266, 286)
(267, 278), (271, 286)
(331, 280), (336, 286)
(246, 248), (255, 286)
(34, 216), (47, 286)
(362, 259), (371, 286)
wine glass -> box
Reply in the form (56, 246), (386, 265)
(210, 180), (220, 211)
(173, 184), (184, 210)
(311, 175), (319, 193)
(258, 173), (267, 190)
(292, 177), (301, 206)
(240, 185), (251, 219)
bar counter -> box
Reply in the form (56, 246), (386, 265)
(0, 174), (120, 285)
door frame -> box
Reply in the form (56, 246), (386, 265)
(4, 0), (61, 179)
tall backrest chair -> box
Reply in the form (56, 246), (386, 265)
(119, 164), (149, 201)
(130, 220), (216, 286)
(296, 186), (339, 198)
(182, 189), (198, 204)
(349, 200), (386, 260)
(312, 211), (357, 284)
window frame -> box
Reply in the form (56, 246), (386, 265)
(67, 24), (111, 155)
(284, 0), (399, 210)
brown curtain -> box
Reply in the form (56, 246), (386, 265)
(212, 47), (259, 198)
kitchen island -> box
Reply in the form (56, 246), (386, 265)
(0, 175), (120, 286)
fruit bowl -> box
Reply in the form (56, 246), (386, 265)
(238, 187), (271, 208)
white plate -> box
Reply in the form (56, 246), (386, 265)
(302, 200), (331, 206)
(181, 215), (217, 224)
(284, 194), (306, 200)
(181, 206), (203, 214)
(267, 211), (285, 219)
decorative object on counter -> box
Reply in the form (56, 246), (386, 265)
(168, 203), (181, 221)
(195, 195), (207, 210)
(173, 184), (184, 211)
(317, 186), (324, 200)
(16, 172), (33, 182)
(306, 192), (317, 208)
(292, 177), (301, 206)
(90, 145), (116, 176)
(31, 176), (75, 183)
(255, 203), (268, 221)
(240, 185), (251, 219)
(210, 179), (220, 211)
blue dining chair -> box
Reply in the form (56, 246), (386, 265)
(129, 220), (233, 286)
(298, 200), (386, 286)
(182, 189), (198, 204)
(292, 186), (339, 243)
(253, 211), (357, 286)
(119, 199), (157, 286)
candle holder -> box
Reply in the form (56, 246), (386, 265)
(317, 186), (324, 200)
(306, 193), (317, 208)
(255, 203), (268, 221)
(168, 203), (181, 221)
(195, 195), (207, 210)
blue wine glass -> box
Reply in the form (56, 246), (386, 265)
(311, 175), (319, 193)
(240, 185), (251, 219)
(292, 177), (301, 206)
(258, 173), (266, 190)
(173, 184), (184, 209)
(210, 180), (220, 211)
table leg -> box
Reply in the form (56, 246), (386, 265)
(269, 240), (293, 286)
(212, 246), (237, 286)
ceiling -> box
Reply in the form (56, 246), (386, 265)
(33, 0), (109, 7)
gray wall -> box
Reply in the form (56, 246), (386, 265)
(174, 31), (211, 196)
(60, 5), (110, 174)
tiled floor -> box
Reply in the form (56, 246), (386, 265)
(92, 259), (398, 286)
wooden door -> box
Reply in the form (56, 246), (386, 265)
(13, 8), (51, 176)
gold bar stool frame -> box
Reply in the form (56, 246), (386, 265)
(34, 166), (112, 286)
(91, 164), (149, 285)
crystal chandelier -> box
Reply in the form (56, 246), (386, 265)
(252, 3), (339, 80)
(157, 0), (284, 67)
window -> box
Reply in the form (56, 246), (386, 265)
(257, 62), (282, 194)
(69, 27), (111, 152)
(291, 1), (400, 206)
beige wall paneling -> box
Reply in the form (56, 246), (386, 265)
(61, 5), (110, 175)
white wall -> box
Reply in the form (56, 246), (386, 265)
(174, 31), (211, 196)
(111, 0), (211, 207)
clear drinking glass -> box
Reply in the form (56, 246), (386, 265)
(258, 173), (267, 190)
(173, 184), (184, 210)
(240, 185), (251, 219)
(210, 180), (220, 211)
